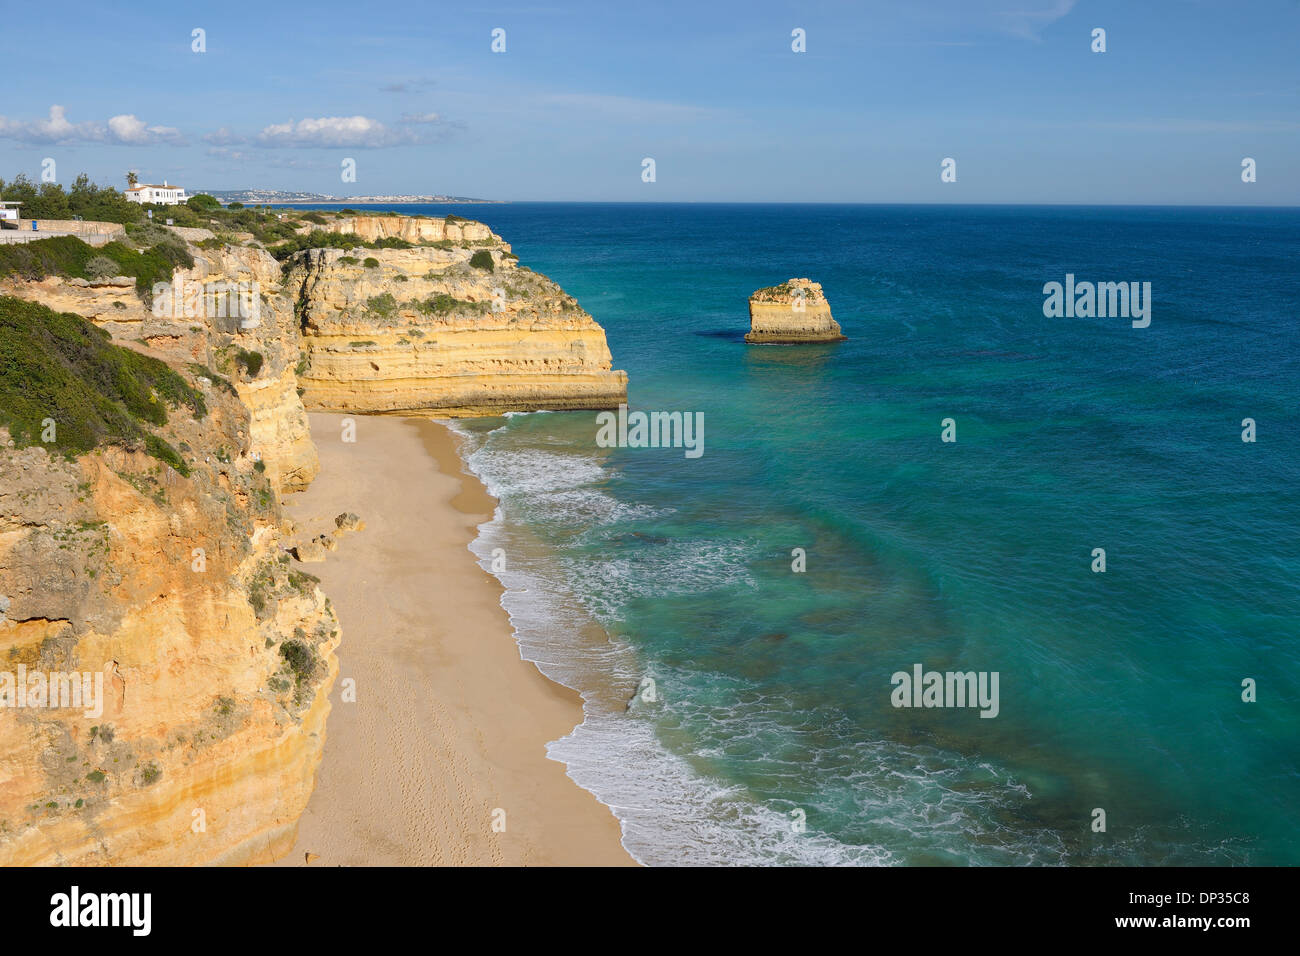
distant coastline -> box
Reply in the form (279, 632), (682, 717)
(198, 189), (503, 206)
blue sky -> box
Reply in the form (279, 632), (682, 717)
(1, 0), (1296, 203)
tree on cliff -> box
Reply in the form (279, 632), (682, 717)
(188, 193), (221, 213)
(126, 170), (139, 188)
(0, 173), (141, 223)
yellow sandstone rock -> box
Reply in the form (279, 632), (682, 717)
(288, 235), (627, 415)
(746, 278), (846, 344)
(0, 212), (623, 865)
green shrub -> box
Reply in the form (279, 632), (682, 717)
(187, 363), (236, 395)
(338, 255), (359, 265)
(469, 250), (494, 272)
(363, 257), (380, 269)
(365, 293), (397, 319)
(418, 294), (489, 316)
(279, 640), (318, 686)
(0, 297), (200, 473)
(85, 256), (120, 279)
(234, 348), (263, 378)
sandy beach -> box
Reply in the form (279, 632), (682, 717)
(271, 413), (633, 866)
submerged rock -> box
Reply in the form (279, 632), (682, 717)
(745, 278), (846, 344)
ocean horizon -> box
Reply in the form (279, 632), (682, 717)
(262, 201), (1298, 866)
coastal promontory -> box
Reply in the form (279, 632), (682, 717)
(745, 278), (846, 344)
(289, 215), (628, 416)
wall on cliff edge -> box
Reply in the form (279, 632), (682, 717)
(0, 238), (336, 866)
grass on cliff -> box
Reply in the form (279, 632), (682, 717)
(0, 296), (203, 474)
(0, 235), (194, 301)
(417, 293), (491, 316)
(267, 230), (416, 261)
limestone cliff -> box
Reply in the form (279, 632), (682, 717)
(0, 238), (335, 866)
(287, 233), (627, 416)
(0, 240), (319, 494)
(0, 210), (627, 865)
(746, 278), (846, 344)
(0, 433), (339, 865)
(321, 213), (506, 248)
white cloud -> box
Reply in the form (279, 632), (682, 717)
(257, 115), (417, 148)
(400, 111), (442, 124)
(0, 105), (186, 145)
(107, 114), (185, 145)
(0, 105), (102, 142)
(203, 126), (247, 146)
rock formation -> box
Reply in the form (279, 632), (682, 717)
(0, 210), (628, 865)
(745, 278), (846, 344)
(321, 214), (503, 247)
(287, 237), (627, 416)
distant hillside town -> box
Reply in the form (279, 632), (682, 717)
(196, 188), (500, 205)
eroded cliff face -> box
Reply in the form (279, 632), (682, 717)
(0, 239), (335, 866)
(0, 241), (319, 494)
(746, 278), (846, 344)
(0, 212), (625, 865)
(0, 437), (338, 865)
(288, 240), (628, 416)
(321, 214), (506, 248)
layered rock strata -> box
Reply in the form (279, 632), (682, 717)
(745, 278), (846, 344)
(0, 211), (624, 864)
(0, 239), (333, 866)
(288, 242), (627, 416)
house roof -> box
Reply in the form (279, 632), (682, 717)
(125, 184), (185, 191)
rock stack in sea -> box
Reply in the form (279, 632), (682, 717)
(745, 278), (846, 344)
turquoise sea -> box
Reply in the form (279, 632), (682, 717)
(298, 202), (1299, 865)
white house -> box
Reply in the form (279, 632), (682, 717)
(124, 181), (188, 205)
(0, 201), (20, 221)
